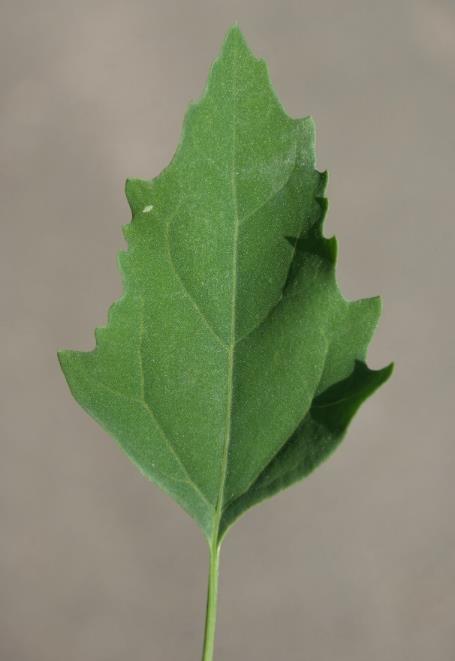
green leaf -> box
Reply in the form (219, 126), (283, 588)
(58, 26), (392, 545)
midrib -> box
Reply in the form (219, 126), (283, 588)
(211, 40), (240, 547)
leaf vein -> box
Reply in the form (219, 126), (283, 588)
(78, 365), (213, 510)
(165, 206), (228, 349)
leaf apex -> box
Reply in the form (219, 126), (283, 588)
(219, 23), (257, 65)
(223, 22), (246, 46)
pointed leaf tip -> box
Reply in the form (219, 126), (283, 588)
(221, 23), (252, 58)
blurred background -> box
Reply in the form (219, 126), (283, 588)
(1, 1), (454, 659)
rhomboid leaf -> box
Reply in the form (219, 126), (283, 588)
(58, 26), (392, 547)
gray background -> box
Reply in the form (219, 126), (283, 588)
(1, 1), (454, 659)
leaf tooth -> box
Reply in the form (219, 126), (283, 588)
(295, 116), (316, 167)
(317, 168), (329, 192)
(125, 178), (154, 217)
(121, 223), (131, 240)
(284, 224), (337, 293)
(94, 325), (106, 347)
(117, 249), (130, 281)
(93, 293), (129, 350)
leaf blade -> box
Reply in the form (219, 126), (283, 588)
(58, 25), (392, 542)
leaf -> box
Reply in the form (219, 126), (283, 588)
(58, 26), (392, 545)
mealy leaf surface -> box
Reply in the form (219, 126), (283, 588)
(58, 26), (392, 543)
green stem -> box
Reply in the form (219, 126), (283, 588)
(201, 540), (220, 661)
